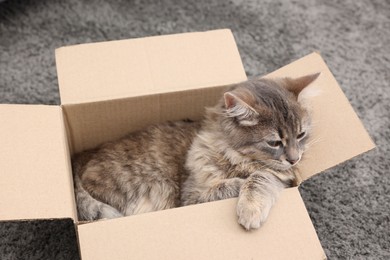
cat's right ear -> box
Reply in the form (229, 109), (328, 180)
(285, 72), (321, 99)
(224, 90), (259, 126)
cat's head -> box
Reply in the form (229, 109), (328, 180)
(220, 73), (320, 171)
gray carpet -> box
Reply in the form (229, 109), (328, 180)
(1, 0), (389, 259)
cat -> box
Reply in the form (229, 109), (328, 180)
(72, 72), (320, 230)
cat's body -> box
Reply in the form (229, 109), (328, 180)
(73, 120), (200, 220)
(73, 73), (319, 229)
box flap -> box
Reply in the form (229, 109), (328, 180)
(56, 29), (247, 104)
(78, 187), (326, 260)
(0, 105), (77, 220)
(265, 53), (375, 182)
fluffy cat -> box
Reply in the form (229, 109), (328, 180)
(73, 73), (320, 230)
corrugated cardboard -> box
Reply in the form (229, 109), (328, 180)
(0, 29), (375, 259)
(56, 29), (246, 104)
(78, 188), (325, 260)
(56, 29), (247, 154)
(62, 87), (227, 154)
(0, 105), (76, 220)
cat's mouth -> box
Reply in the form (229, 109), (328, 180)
(265, 159), (299, 171)
(275, 163), (293, 171)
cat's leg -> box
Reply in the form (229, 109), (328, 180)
(124, 179), (178, 215)
(236, 171), (285, 230)
(204, 177), (245, 201)
(76, 186), (124, 221)
(182, 177), (245, 205)
(75, 173), (124, 221)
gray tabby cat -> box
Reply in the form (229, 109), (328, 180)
(73, 73), (319, 230)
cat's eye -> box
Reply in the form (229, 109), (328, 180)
(297, 131), (306, 139)
(266, 140), (282, 148)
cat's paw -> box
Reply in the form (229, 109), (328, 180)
(236, 198), (269, 230)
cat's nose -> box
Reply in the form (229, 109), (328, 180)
(286, 158), (299, 165)
(286, 147), (300, 165)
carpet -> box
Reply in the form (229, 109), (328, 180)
(0, 0), (389, 259)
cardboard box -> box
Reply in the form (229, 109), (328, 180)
(0, 29), (374, 259)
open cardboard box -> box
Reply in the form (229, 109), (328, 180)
(0, 29), (375, 259)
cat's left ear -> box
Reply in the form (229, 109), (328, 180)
(224, 88), (259, 126)
(285, 72), (321, 99)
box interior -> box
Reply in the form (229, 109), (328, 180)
(62, 86), (228, 155)
(62, 51), (376, 196)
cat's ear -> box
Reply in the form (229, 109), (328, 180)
(224, 89), (259, 126)
(285, 73), (321, 98)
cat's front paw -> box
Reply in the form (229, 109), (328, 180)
(236, 198), (270, 230)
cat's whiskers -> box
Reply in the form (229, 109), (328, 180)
(305, 136), (323, 149)
(300, 137), (324, 163)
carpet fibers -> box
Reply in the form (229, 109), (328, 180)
(0, 0), (389, 259)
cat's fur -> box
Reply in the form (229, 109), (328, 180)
(73, 73), (319, 230)
(73, 120), (200, 220)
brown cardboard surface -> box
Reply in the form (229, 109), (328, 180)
(265, 53), (375, 182)
(0, 105), (76, 220)
(78, 187), (326, 260)
(63, 86), (227, 155)
(56, 29), (246, 104)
